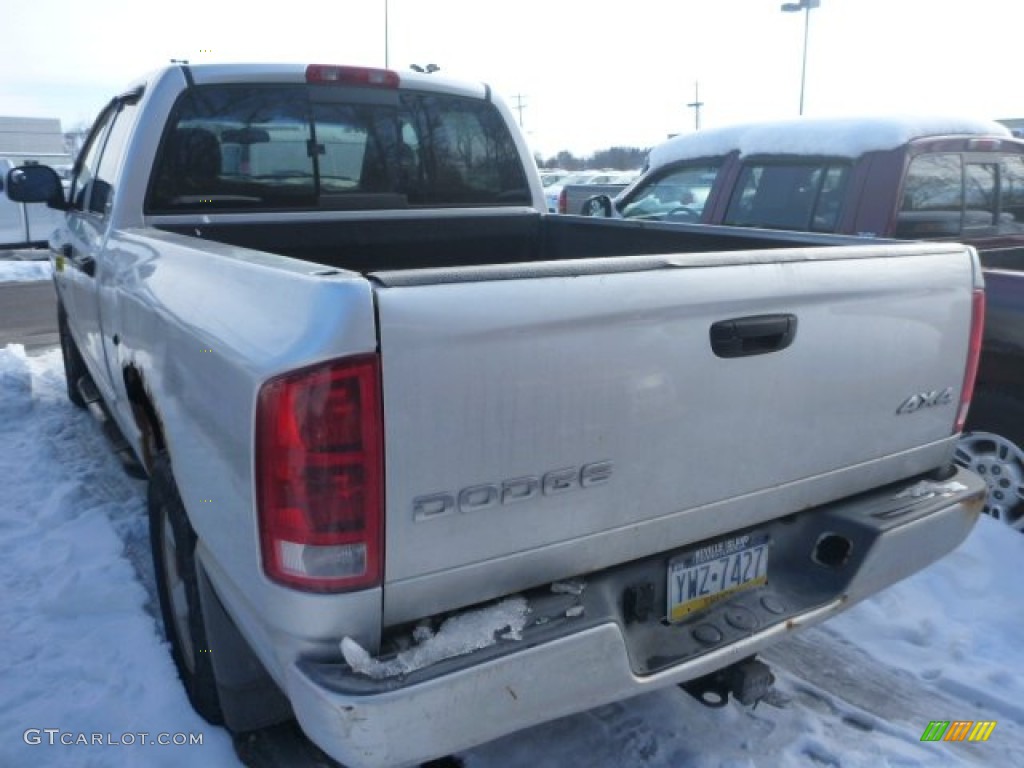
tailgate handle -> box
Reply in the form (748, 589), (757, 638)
(710, 314), (797, 358)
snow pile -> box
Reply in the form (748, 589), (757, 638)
(342, 597), (530, 680)
(829, 513), (1024, 713)
(647, 114), (1012, 171)
(0, 259), (52, 283)
(0, 345), (241, 768)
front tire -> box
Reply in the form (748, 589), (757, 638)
(955, 389), (1024, 531)
(57, 302), (87, 409)
(149, 454), (225, 723)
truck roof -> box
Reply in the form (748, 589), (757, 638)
(141, 62), (489, 101)
(647, 114), (1016, 171)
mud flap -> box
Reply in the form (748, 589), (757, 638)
(197, 562), (294, 732)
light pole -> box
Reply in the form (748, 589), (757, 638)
(781, 0), (820, 116)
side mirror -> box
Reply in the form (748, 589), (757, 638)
(5, 165), (67, 209)
(581, 194), (612, 218)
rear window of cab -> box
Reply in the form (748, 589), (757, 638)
(895, 152), (1024, 238)
(145, 84), (531, 213)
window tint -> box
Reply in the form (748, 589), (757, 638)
(90, 102), (139, 216)
(150, 85), (315, 210)
(724, 161), (849, 232)
(894, 154), (962, 237)
(963, 162), (997, 230)
(312, 102), (400, 195)
(619, 162), (721, 220)
(811, 165), (847, 232)
(70, 107), (116, 213)
(147, 85), (529, 212)
(998, 155), (1024, 235)
(398, 93), (529, 206)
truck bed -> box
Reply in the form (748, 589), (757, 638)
(154, 213), (878, 275)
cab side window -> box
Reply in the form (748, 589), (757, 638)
(724, 161), (849, 232)
(89, 102), (139, 217)
(619, 162), (721, 221)
(69, 108), (116, 213)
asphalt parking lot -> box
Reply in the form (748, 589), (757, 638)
(0, 280), (57, 348)
(0, 249), (57, 349)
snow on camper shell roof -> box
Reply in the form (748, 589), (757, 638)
(646, 115), (1013, 171)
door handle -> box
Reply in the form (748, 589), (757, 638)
(63, 244), (96, 277)
(710, 314), (797, 358)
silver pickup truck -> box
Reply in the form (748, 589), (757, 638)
(6, 63), (987, 768)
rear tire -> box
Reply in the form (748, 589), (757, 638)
(149, 453), (225, 723)
(57, 302), (87, 409)
(955, 389), (1024, 531)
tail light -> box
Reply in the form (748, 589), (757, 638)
(256, 354), (383, 592)
(558, 188), (568, 214)
(954, 288), (985, 434)
(306, 65), (399, 88)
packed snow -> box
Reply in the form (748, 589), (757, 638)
(895, 479), (968, 499)
(645, 115), (1012, 171)
(1, 282), (1022, 766)
(0, 345), (242, 768)
(341, 597), (530, 680)
(0, 258), (52, 283)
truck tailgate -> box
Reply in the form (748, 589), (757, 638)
(373, 246), (975, 623)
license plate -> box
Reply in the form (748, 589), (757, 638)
(667, 534), (769, 622)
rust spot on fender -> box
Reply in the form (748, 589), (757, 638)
(123, 363), (165, 475)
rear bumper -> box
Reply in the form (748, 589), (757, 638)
(285, 468), (985, 768)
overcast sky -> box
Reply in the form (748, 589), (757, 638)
(2, 0), (1021, 159)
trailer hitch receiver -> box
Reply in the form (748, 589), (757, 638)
(680, 657), (775, 708)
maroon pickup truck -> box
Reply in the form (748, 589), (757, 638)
(583, 115), (1024, 529)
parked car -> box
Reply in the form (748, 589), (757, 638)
(558, 169), (641, 214)
(582, 115), (1024, 529)
(543, 169), (603, 212)
(538, 169), (571, 187)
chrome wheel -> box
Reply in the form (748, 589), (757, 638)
(954, 431), (1024, 530)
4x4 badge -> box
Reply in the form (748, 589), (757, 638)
(896, 387), (954, 415)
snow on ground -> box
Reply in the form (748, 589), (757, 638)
(0, 258), (53, 283)
(0, 336), (1021, 767)
(0, 345), (242, 768)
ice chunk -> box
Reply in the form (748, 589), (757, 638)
(340, 597), (530, 680)
(412, 624), (434, 644)
(895, 480), (968, 499)
(551, 580), (585, 596)
(340, 637), (379, 676)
